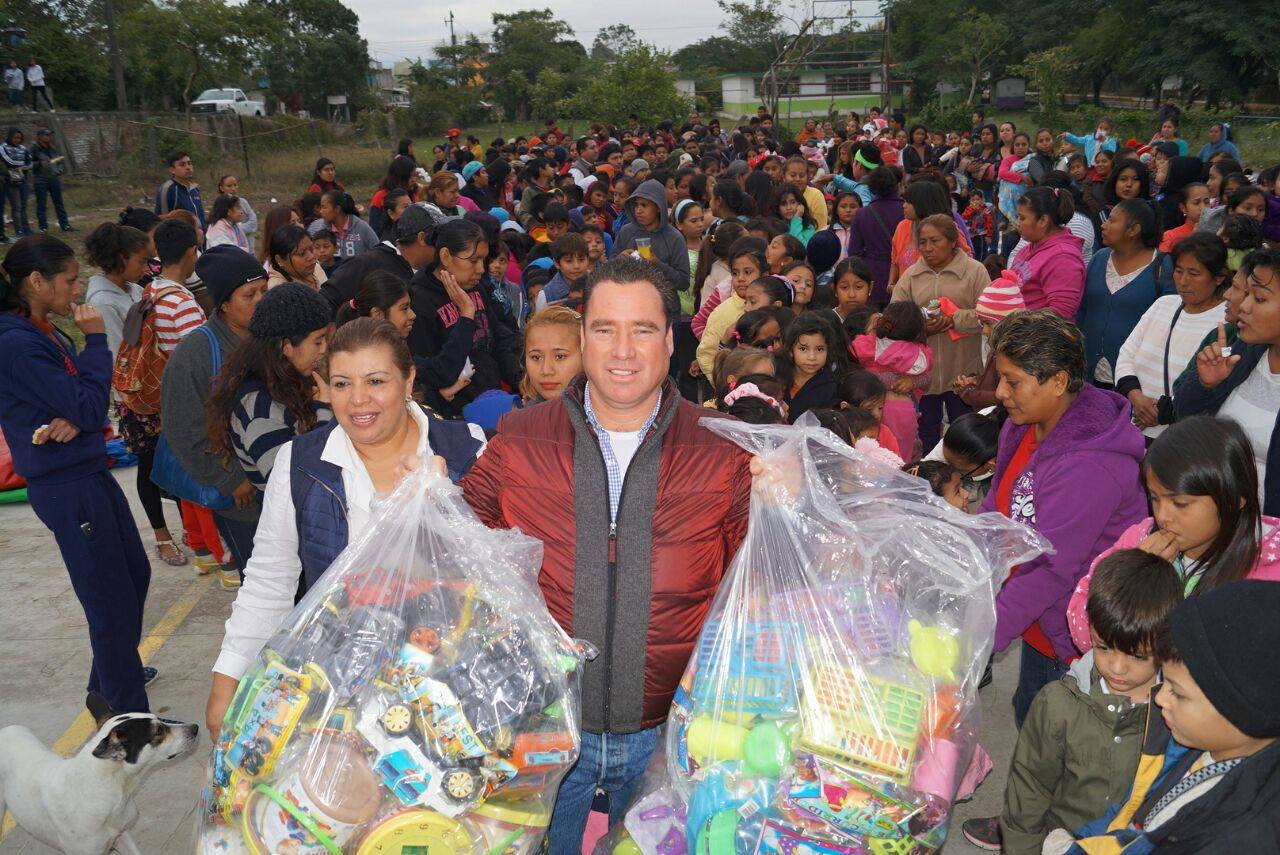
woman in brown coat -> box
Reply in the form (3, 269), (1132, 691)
(891, 213), (990, 449)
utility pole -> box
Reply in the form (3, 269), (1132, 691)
(103, 0), (127, 110)
(445, 11), (457, 84)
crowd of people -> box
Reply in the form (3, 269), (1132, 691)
(0, 102), (1278, 851)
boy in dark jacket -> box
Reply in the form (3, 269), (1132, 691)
(540, 233), (591, 308)
(965, 550), (1182, 853)
(1044, 580), (1280, 854)
(611, 178), (689, 296)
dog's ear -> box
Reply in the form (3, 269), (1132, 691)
(91, 726), (128, 762)
(86, 692), (118, 728)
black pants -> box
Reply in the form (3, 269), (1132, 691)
(29, 84), (53, 110)
(213, 512), (259, 579)
(28, 471), (150, 712)
(134, 445), (173, 531)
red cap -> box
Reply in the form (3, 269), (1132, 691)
(447, 128), (461, 137)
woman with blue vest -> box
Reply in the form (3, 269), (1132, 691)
(203, 317), (485, 735)
(1077, 199), (1175, 387)
(0, 235), (152, 714)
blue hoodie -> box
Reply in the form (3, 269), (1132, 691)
(0, 312), (111, 485)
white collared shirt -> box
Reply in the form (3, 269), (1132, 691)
(212, 404), (485, 679)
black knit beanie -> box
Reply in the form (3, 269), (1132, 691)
(1169, 579), (1280, 738)
(248, 282), (332, 340)
(195, 244), (268, 308)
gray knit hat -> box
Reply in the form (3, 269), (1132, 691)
(248, 282), (332, 340)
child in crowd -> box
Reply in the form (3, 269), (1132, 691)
(965, 549), (1183, 854)
(998, 131), (1034, 226)
(729, 309), (786, 350)
(696, 238), (767, 378)
(783, 155), (828, 230)
(851, 301), (932, 455)
(674, 199), (707, 317)
(832, 256), (873, 320)
(782, 312), (841, 422)
(953, 269), (1026, 410)
(486, 243), (527, 329)
(613, 177), (690, 296)
(780, 260), (816, 312)
(1220, 211), (1264, 272)
(533, 201), (572, 244)
(766, 233), (805, 274)
(310, 228), (340, 276)
(1067, 415), (1280, 652)
(903, 460), (971, 510)
(829, 190), (862, 260)
(963, 190), (995, 260)
(539, 233), (592, 309)
(719, 373), (787, 424)
(579, 223), (607, 266)
(1044, 580), (1280, 853)
(840, 405), (881, 444)
(776, 184), (816, 245)
(1159, 182), (1211, 252)
(710, 347), (776, 409)
(835, 368), (901, 458)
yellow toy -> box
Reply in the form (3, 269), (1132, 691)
(907, 620), (959, 682)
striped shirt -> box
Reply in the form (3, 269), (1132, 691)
(230, 380), (333, 488)
(152, 278), (206, 354)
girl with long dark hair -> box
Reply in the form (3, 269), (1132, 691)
(1067, 414), (1280, 651)
(206, 283), (333, 491)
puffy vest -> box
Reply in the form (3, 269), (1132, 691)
(288, 410), (482, 594)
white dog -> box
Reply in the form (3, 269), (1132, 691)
(0, 692), (198, 854)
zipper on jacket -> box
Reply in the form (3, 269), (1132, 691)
(604, 519), (618, 728)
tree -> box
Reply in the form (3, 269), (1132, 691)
(1017, 47), (1075, 128)
(560, 43), (690, 125)
(951, 13), (1009, 104)
(488, 9), (586, 120)
(591, 24), (639, 62)
(1069, 7), (1134, 105)
(717, 0), (786, 60)
(247, 0), (371, 112)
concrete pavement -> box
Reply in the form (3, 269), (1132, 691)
(0, 466), (1022, 853)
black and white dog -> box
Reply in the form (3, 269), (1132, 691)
(0, 692), (198, 854)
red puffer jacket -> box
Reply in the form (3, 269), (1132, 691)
(461, 375), (751, 733)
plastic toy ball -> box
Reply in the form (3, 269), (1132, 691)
(686, 717), (747, 767)
(615, 836), (645, 855)
(741, 720), (791, 777)
(907, 620), (959, 682)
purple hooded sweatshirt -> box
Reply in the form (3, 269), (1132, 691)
(981, 383), (1148, 659)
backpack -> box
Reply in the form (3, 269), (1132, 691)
(112, 283), (184, 415)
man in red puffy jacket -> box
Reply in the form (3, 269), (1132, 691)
(462, 256), (752, 850)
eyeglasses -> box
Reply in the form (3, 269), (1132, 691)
(957, 460), (990, 492)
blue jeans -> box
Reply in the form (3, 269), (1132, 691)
(1013, 642), (1069, 728)
(35, 176), (69, 230)
(212, 511), (259, 579)
(545, 726), (663, 855)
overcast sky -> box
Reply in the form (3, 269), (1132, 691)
(345, 0), (729, 64)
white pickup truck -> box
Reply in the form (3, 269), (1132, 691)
(190, 88), (265, 116)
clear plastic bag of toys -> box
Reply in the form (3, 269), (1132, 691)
(636, 414), (1048, 855)
(196, 457), (587, 855)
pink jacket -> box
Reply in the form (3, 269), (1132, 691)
(1007, 227), (1086, 319)
(1067, 516), (1280, 652)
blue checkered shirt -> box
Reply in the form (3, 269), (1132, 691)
(582, 382), (663, 523)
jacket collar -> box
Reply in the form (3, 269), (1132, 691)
(562, 373), (680, 436)
(321, 400), (432, 474)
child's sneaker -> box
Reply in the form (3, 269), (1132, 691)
(193, 553), (220, 575)
(961, 817), (1003, 851)
(220, 566), (242, 590)
(142, 666), (158, 687)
